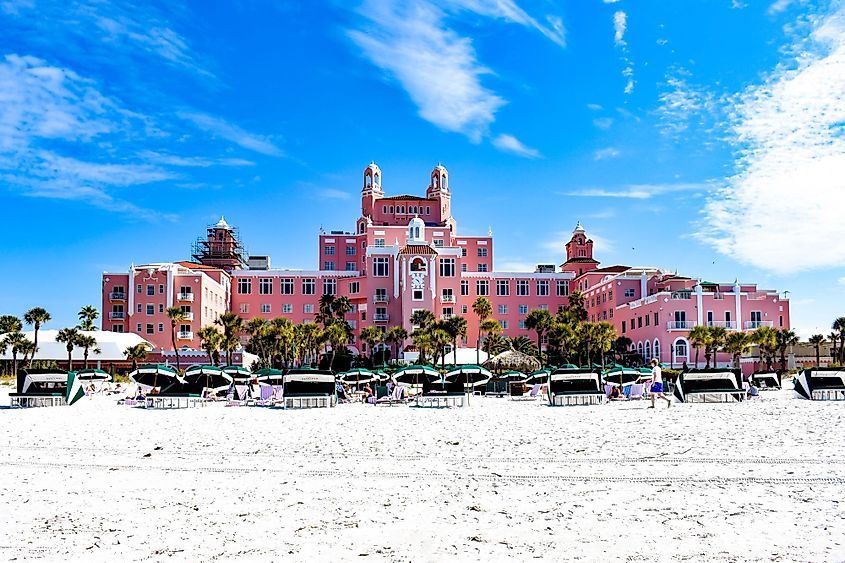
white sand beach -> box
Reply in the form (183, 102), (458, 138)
(1, 388), (843, 562)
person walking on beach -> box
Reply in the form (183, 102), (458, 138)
(648, 358), (672, 408)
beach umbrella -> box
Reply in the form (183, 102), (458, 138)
(445, 365), (492, 405)
(253, 367), (284, 384)
(499, 370), (527, 382)
(393, 364), (440, 385)
(129, 364), (182, 389)
(339, 367), (376, 387)
(525, 368), (551, 386)
(603, 367), (640, 387)
(222, 365), (251, 383)
(483, 349), (541, 374)
(184, 365), (232, 392)
(75, 368), (111, 382)
(66, 371), (85, 406)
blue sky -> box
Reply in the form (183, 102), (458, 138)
(1, 0), (844, 338)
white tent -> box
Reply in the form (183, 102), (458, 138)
(440, 347), (490, 365)
(0, 330), (152, 362)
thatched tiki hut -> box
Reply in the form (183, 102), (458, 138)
(483, 349), (541, 374)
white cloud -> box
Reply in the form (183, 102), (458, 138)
(443, 0), (566, 46)
(138, 151), (256, 167)
(492, 133), (541, 158)
(613, 11), (627, 45)
(177, 112), (284, 157)
(593, 147), (620, 160)
(768, 0), (794, 15)
(603, 0), (623, 3)
(565, 182), (709, 199)
(701, 5), (845, 273)
(656, 69), (721, 138)
(587, 103), (603, 111)
(318, 188), (351, 200)
(593, 117), (614, 129)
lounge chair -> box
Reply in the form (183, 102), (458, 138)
(415, 380), (465, 408)
(548, 369), (605, 406)
(628, 383), (645, 400)
(751, 371), (781, 390)
(512, 384), (541, 401)
(376, 385), (406, 406)
(673, 369), (745, 403)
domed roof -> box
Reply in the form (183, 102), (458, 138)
(215, 216), (231, 230)
(573, 221), (585, 234)
(365, 161), (381, 172)
(408, 216), (425, 229)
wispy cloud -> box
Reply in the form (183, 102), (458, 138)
(613, 10), (627, 45)
(593, 147), (620, 160)
(177, 112), (284, 157)
(612, 10), (635, 94)
(565, 182), (710, 199)
(701, 4), (845, 273)
(768, 0), (795, 15)
(442, 0), (566, 46)
(656, 68), (722, 139)
(492, 134), (541, 158)
(318, 188), (352, 200)
(593, 117), (614, 130)
(138, 151), (256, 168)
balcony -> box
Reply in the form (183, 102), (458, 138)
(745, 320), (773, 330)
(178, 292), (194, 302)
(108, 312), (125, 320)
(109, 292), (126, 301)
(670, 291), (693, 300)
(441, 314), (454, 320)
(440, 294), (456, 303)
(706, 321), (737, 329)
(373, 314), (389, 323)
(178, 331), (193, 340)
(667, 321), (697, 330)
(373, 294), (389, 304)
(182, 312), (194, 321)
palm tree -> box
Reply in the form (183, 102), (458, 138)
(564, 290), (588, 323)
(832, 317), (845, 365)
(317, 294), (336, 327)
(166, 307), (186, 372)
(197, 326), (224, 366)
(56, 327), (80, 371)
(431, 327), (452, 369)
(269, 317), (295, 369)
(704, 326), (727, 368)
(525, 309), (552, 365)
(0, 315), (22, 335)
(829, 332), (839, 366)
(509, 335), (538, 356)
(471, 296), (492, 365)
(410, 309), (436, 330)
(385, 325), (408, 365)
(215, 312), (245, 366)
(78, 305), (99, 331)
(360, 325), (383, 363)
(77, 334), (100, 368)
(4, 331), (29, 378)
(723, 332), (752, 370)
(775, 328), (798, 371)
(687, 325), (709, 369)
(300, 322), (323, 367)
(410, 329), (433, 365)
(480, 318), (502, 359)
(594, 322), (618, 367)
(753, 326), (778, 371)
(548, 319), (577, 364)
(245, 318), (270, 365)
(23, 307), (51, 367)
(332, 296), (353, 320)
(324, 322), (348, 370)
(808, 334), (825, 368)
(124, 343), (149, 371)
(614, 336), (633, 364)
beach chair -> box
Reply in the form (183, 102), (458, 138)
(227, 384), (249, 407)
(548, 369), (605, 406)
(376, 385), (406, 406)
(751, 371), (781, 390)
(673, 369), (745, 403)
(512, 384), (541, 401)
(628, 384), (645, 400)
(415, 380), (465, 408)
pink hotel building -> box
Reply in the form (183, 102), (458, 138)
(101, 163), (790, 369)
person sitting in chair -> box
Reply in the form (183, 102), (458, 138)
(609, 385), (624, 400)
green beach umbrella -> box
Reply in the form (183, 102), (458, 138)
(75, 368), (111, 382)
(184, 365), (232, 392)
(393, 364), (440, 385)
(253, 367), (284, 384)
(525, 368), (551, 385)
(66, 371), (85, 406)
(339, 367), (376, 386)
(222, 365), (251, 382)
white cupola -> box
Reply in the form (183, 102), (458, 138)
(408, 216), (425, 243)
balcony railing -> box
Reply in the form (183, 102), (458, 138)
(745, 320), (773, 330)
(108, 312), (125, 320)
(178, 331), (193, 340)
(178, 292), (194, 302)
(373, 314), (389, 323)
(706, 321), (737, 329)
(667, 321), (697, 330)
(441, 314), (454, 320)
(671, 292), (692, 300)
(182, 312), (194, 321)
(440, 294), (456, 303)
(373, 294), (389, 303)
(109, 292), (126, 301)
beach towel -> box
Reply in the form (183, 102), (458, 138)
(260, 385), (273, 401)
(235, 385), (248, 400)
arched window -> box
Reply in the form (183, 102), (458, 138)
(645, 341), (651, 360)
(653, 339), (660, 362)
(637, 341), (643, 357)
(365, 174), (372, 187)
(410, 257), (426, 272)
(674, 338), (688, 358)
(415, 226), (420, 239)
(374, 173), (379, 185)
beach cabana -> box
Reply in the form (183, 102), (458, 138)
(673, 369), (744, 403)
(794, 368), (845, 400)
(416, 379), (466, 408)
(10, 368), (71, 407)
(483, 349), (541, 374)
(602, 367), (641, 387)
(393, 364), (440, 385)
(525, 368), (551, 386)
(548, 368), (605, 406)
(751, 371), (781, 390)
(281, 369), (337, 409)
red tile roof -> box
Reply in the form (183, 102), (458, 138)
(400, 244), (437, 255)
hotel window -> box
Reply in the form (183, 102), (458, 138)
(610, 309), (614, 319)
(342, 262), (354, 271)
(137, 303), (142, 313)
(180, 323), (191, 334)
(602, 311), (608, 320)
(146, 304), (154, 315)
(637, 316), (643, 328)
(497, 280), (510, 296)
(433, 239), (444, 248)
(537, 280), (549, 296)
(624, 288), (636, 298)
(304, 303), (314, 314)
(157, 323), (163, 332)
(477, 247), (488, 257)
(324, 261), (335, 271)
(259, 278), (273, 294)
(556, 280), (569, 296)
(461, 305), (468, 314)
(280, 278), (294, 295)
(645, 314), (650, 326)
(426, 206), (431, 214)
(146, 323), (154, 334)
(136, 323), (142, 333)
(608, 290), (613, 301)
(460, 263), (467, 272)
(519, 305), (528, 315)
(112, 325), (124, 333)
(374, 238), (385, 247)
(383, 206), (387, 213)
(476, 280), (489, 296)
(302, 278), (315, 294)
(390, 206), (394, 213)
(157, 304), (163, 313)
(323, 278), (337, 296)
(461, 248), (467, 257)
(282, 304), (293, 314)
(348, 320), (357, 329)
(346, 246), (356, 256)
(159, 284), (164, 294)
(239, 303), (248, 313)
(137, 284), (142, 294)
(237, 278), (252, 295)
(373, 257), (389, 277)
(516, 280), (529, 296)
(439, 258), (455, 277)
(325, 246), (335, 255)
(442, 307), (453, 318)
(498, 304), (508, 315)
(261, 304), (271, 313)
(518, 320), (526, 330)
(146, 284), (154, 296)
(412, 289), (423, 301)
(622, 321), (626, 333)
(477, 264), (488, 272)
(460, 280), (469, 296)
(442, 288), (453, 301)
(501, 320), (508, 330)
(349, 282), (360, 294)
(539, 304), (548, 311)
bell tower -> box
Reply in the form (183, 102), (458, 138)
(361, 162), (383, 220)
(561, 222), (600, 276)
(426, 163), (451, 223)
